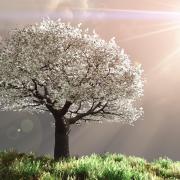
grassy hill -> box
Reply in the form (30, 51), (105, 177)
(0, 150), (180, 180)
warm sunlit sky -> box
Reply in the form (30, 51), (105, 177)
(0, 0), (180, 160)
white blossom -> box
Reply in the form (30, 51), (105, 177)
(0, 19), (144, 125)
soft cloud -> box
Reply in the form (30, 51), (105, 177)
(48, 0), (89, 11)
(46, 0), (90, 20)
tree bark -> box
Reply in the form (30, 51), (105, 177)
(54, 115), (70, 160)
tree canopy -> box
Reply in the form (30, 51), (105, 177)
(0, 19), (144, 125)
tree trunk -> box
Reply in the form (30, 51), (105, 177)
(54, 116), (70, 160)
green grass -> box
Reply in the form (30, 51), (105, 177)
(0, 150), (180, 180)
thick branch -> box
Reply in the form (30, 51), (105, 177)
(59, 101), (72, 116)
(30, 79), (57, 113)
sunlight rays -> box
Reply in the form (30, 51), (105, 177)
(148, 20), (180, 28)
(150, 47), (180, 75)
(72, 9), (180, 21)
(1, 8), (180, 22)
(122, 24), (180, 41)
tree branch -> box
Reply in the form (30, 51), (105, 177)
(68, 102), (108, 124)
(100, 110), (123, 117)
(80, 118), (101, 123)
(59, 101), (72, 116)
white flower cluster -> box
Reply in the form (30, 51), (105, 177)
(0, 19), (144, 124)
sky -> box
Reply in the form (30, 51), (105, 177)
(0, 0), (180, 160)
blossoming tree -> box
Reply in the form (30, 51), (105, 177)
(0, 19), (144, 160)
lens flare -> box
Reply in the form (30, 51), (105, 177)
(20, 119), (34, 133)
(1, 9), (180, 21)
